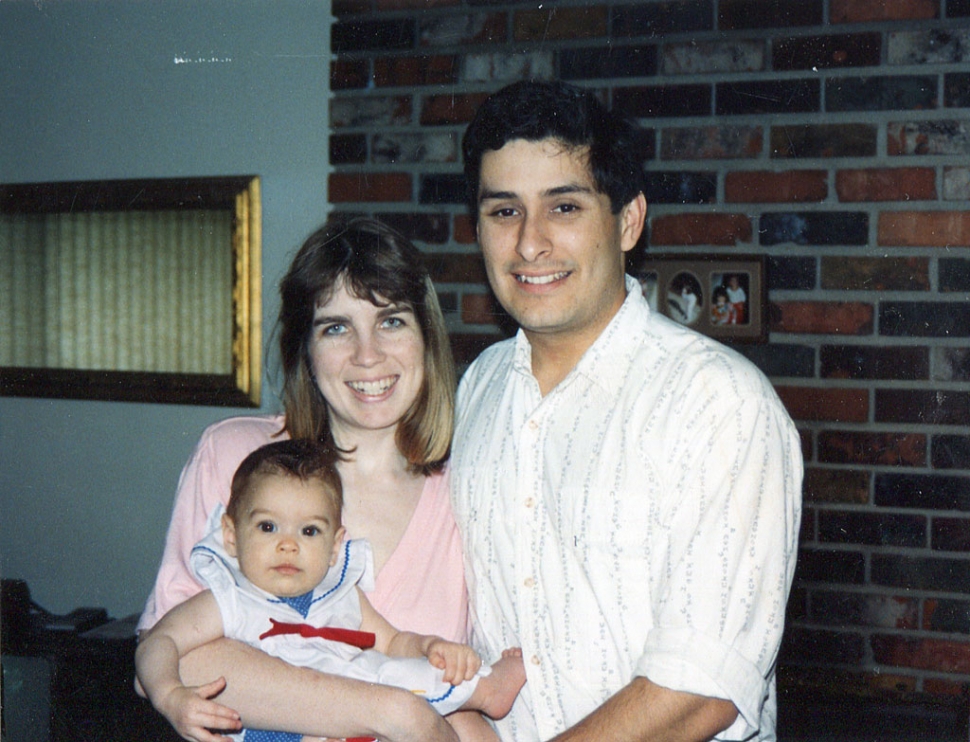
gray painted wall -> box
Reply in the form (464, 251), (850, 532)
(0, 0), (332, 618)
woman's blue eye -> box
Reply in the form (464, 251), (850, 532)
(383, 316), (405, 329)
(322, 323), (346, 336)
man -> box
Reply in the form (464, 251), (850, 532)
(450, 80), (803, 741)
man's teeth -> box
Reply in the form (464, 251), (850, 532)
(516, 272), (568, 285)
(349, 378), (395, 395)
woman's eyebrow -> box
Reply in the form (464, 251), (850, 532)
(312, 313), (347, 327)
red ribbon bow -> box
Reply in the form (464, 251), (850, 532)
(258, 618), (376, 649)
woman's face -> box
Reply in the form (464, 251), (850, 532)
(308, 279), (426, 443)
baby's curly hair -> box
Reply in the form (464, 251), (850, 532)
(227, 439), (342, 525)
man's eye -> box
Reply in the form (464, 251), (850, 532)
(485, 206), (517, 218)
(554, 203), (579, 214)
(257, 521), (276, 533)
(302, 526), (320, 537)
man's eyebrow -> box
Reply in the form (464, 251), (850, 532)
(478, 188), (515, 203)
(478, 183), (595, 203)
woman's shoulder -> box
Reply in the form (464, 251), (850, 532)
(197, 414), (288, 452)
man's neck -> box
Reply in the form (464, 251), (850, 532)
(526, 312), (621, 396)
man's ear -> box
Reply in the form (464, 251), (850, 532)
(619, 193), (648, 254)
(330, 526), (347, 566)
(222, 512), (238, 557)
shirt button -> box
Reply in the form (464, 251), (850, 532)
(524, 497), (534, 508)
(528, 420), (538, 431)
(531, 655), (541, 666)
(523, 577), (535, 588)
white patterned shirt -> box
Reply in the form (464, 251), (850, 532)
(452, 276), (803, 741)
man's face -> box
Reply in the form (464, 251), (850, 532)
(475, 138), (645, 351)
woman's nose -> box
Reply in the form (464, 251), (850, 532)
(351, 331), (385, 365)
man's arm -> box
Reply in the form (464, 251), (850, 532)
(549, 676), (737, 742)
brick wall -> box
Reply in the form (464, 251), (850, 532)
(330, 0), (970, 703)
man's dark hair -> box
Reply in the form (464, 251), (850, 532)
(462, 80), (647, 219)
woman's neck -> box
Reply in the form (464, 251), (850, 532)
(332, 425), (413, 489)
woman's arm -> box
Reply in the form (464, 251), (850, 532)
(135, 592), (241, 741)
(178, 639), (460, 742)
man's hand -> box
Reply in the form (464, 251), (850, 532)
(155, 676), (242, 742)
(425, 639), (482, 685)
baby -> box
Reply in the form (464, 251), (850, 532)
(136, 439), (525, 742)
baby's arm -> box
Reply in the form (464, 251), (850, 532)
(135, 590), (242, 742)
(357, 589), (481, 685)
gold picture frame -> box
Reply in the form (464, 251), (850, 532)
(0, 176), (261, 406)
(636, 254), (767, 343)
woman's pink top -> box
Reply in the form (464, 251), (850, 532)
(138, 415), (469, 642)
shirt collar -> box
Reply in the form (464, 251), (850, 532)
(510, 275), (652, 397)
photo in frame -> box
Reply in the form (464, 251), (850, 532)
(635, 254), (767, 343)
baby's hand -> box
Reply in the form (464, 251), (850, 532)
(426, 639), (482, 685)
(157, 677), (241, 742)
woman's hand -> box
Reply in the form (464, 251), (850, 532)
(155, 676), (242, 742)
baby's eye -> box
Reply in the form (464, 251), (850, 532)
(302, 525), (321, 537)
(257, 521), (276, 533)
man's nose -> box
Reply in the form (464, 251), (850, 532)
(516, 213), (552, 262)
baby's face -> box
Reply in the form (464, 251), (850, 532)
(223, 473), (344, 597)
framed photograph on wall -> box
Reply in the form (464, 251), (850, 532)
(635, 254), (767, 343)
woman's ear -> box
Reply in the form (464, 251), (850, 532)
(222, 512), (239, 557)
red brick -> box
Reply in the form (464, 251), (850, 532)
(799, 428), (813, 461)
(871, 635), (970, 674)
(331, 59), (369, 90)
(450, 332), (505, 366)
(374, 55), (458, 87)
(375, 0), (458, 8)
(462, 292), (502, 325)
(328, 172), (412, 203)
(804, 467), (871, 504)
(648, 213), (752, 246)
(818, 431), (926, 466)
(836, 167), (937, 202)
(420, 93), (490, 126)
(820, 256), (930, 291)
(513, 7), (608, 42)
(831, 0), (939, 23)
(453, 215), (476, 245)
(922, 677), (970, 696)
(878, 211), (970, 247)
(661, 126), (763, 160)
(776, 386), (870, 423)
(725, 170), (827, 203)
(425, 252), (487, 284)
(419, 13), (507, 47)
(332, 0), (371, 14)
(771, 301), (874, 335)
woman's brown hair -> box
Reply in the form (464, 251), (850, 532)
(278, 216), (455, 475)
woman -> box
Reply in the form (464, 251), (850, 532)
(138, 217), (491, 742)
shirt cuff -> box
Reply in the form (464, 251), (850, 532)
(636, 627), (766, 740)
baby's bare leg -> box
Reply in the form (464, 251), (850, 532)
(459, 648), (525, 720)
